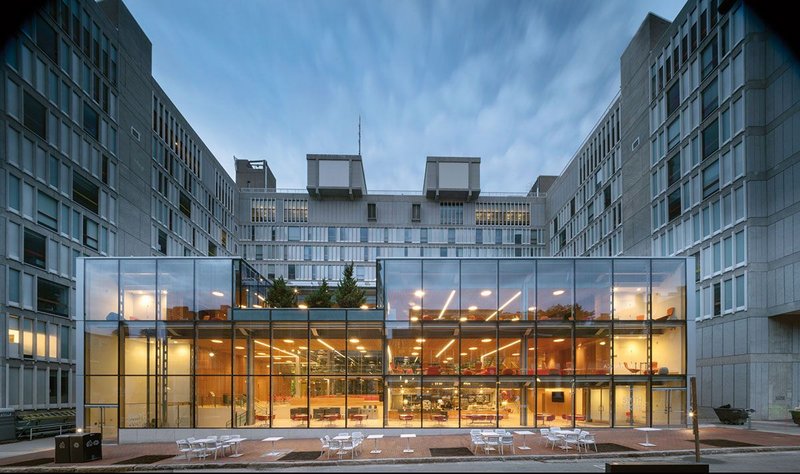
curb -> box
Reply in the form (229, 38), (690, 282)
(2, 445), (800, 472)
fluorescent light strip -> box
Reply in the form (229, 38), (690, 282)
(437, 290), (456, 320)
(254, 340), (299, 358)
(481, 339), (521, 361)
(316, 338), (346, 359)
(434, 339), (456, 359)
(485, 291), (522, 321)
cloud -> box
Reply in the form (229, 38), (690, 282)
(125, 0), (685, 192)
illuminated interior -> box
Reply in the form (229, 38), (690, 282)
(80, 257), (689, 430)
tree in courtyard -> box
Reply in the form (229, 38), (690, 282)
(305, 278), (333, 308)
(334, 262), (366, 308)
(267, 276), (297, 308)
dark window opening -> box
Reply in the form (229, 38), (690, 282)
(701, 37), (718, 79)
(702, 78), (718, 119)
(702, 160), (720, 199)
(603, 186), (611, 208)
(35, 16), (58, 63)
(82, 217), (98, 250)
(24, 91), (47, 140)
(37, 191), (59, 231)
(367, 203), (377, 222)
(667, 155), (681, 187)
(72, 171), (99, 214)
(668, 188), (682, 222)
(208, 241), (217, 256)
(24, 229), (47, 268)
(158, 229), (167, 254)
(713, 282), (721, 316)
(702, 119), (719, 160)
(411, 203), (421, 222)
(82, 101), (99, 139)
(179, 191), (191, 218)
(667, 82), (680, 117)
(37, 279), (69, 317)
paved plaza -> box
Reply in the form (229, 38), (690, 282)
(0, 423), (798, 471)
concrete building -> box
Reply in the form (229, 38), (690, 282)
(236, 155), (547, 302)
(1, 0), (236, 423)
(546, 0), (800, 419)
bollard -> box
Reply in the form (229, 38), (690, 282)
(746, 409), (755, 430)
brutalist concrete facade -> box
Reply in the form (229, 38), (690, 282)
(546, 1), (800, 420)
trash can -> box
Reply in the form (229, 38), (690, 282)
(69, 433), (102, 462)
(0, 409), (15, 442)
(54, 435), (72, 463)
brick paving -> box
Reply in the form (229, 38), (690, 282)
(1, 426), (799, 469)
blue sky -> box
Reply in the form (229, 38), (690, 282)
(125, 0), (684, 192)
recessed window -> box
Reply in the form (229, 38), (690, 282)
(83, 217), (98, 250)
(702, 160), (720, 199)
(24, 91), (47, 140)
(667, 154), (681, 187)
(35, 16), (58, 63)
(666, 82), (680, 117)
(72, 171), (99, 214)
(702, 119), (719, 160)
(83, 101), (98, 139)
(701, 36), (718, 79)
(37, 191), (58, 231)
(667, 118), (680, 151)
(701, 78), (718, 119)
(37, 278), (69, 317)
(411, 203), (421, 222)
(24, 228), (47, 268)
(158, 229), (167, 254)
(179, 191), (191, 218)
(668, 188), (681, 222)
(367, 203), (377, 222)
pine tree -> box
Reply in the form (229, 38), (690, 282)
(305, 278), (333, 308)
(334, 262), (366, 308)
(267, 276), (297, 308)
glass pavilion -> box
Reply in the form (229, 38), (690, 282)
(77, 257), (694, 440)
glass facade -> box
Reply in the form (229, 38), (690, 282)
(79, 257), (691, 431)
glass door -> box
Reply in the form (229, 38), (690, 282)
(84, 405), (118, 443)
(652, 387), (686, 427)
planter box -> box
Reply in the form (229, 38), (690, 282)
(713, 406), (749, 425)
(790, 410), (800, 426)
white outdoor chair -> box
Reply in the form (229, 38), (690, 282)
(580, 432), (597, 452)
(176, 439), (192, 460)
(499, 434), (515, 455)
(470, 433), (487, 454)
(320, 437), (331, 457)
(205, 440), (225, 460)
(483, 433), (500, 454)
(539, 428), (550, 445)
(562, 432), (581, 451)
(189, 439), (209, 459)
(545, 431), (561, 450)
(337, 438), (356, 459)
(327, 438), (342, 459)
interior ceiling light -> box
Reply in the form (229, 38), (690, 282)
(435, 339), (456, 358)
(599, 341), (606, 345)
(460, 352), (467, 356)
(210, 339), (223, 344)
(298, 304), (308, 309)
(298, 346), (307, 350)
(411, 352), (419, 356)
(437, 290), (456, 319)
(481, 338), (492, 343)
(414, 290), (425, 297)
(235, 346), (245, 350)
(485, 291), (521, 321)
(413, 346), (422, 350)
(528, 306), (536, 312)
(415, 338), (425, 343)
(553, 338), (565, 343)
(208, 352), (215, 357)
(356, 346), (365, 350)
(468, 305), (478, 311)
(349, 338), (360, 343)
(480, 290), (492, 297)
(412, 305), (422, 311)
(468, 347), (478, 351)
(410, 316), (419, 321)
(460, 317), (468, 322)
(283, 339), (294, 344)
(211, 291), (224, 297)
(552, 290), (565, 296)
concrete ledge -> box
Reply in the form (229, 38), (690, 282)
(4, 445), (800, 472)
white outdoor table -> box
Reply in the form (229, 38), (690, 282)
(634, 427), (661, 447)
(480, 431), (501, 454)
(366, 434), (384, 454)
(332, 435), (350, 441)
(400, 433), (415, 453)
(262, 436), (284, 456)
(514, 430), (535, 450)
(227, 437), (247, 457)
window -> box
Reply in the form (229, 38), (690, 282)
(667, 154), (681, 187)
(8, 268), (21, 304)
(721, 21), (729, 57)
(327, 227), (337, 242)
(83, 101), (98, 139)
(447, 228), (455, 244)
(83, 217), (98, 250)
(157, 229), (167, 254)
(667, 82), (680, 116)
(603, 185), (611, 208)
(367, 203), (377, 221)
(37, 191), (58, 231)
(667, 118), (680, 150)
(8, 174), (20, 211)
(49, 155), (59, 188)
(701, 78), (718, 119)
(721, 108), (731, 143)
(411, 203), (421, 222)
(713, 282), (721, 316)
(38, 279), (69, 317)
(72, 171), (99, 213)
(668, 189), (681, 222)
(288, 226), (300, 241)
(24, 229), (47, 268)
(420, 228), (428, 244)
(36, 16), (58, 63)
(439, 202), (464, 225)
(735, 230), (745, 264)
(702, 119), (718, 160)
(8, 317), (20, 358)
(179, 191), (191, 218)
(208, 241), (217, 256)
(701, 37), (718, 79)
(24, 91), (47, 140)
(702, 161), (719, 199)
(735, 274), (745, 308)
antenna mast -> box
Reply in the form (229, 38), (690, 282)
(358, 115), (361, 156)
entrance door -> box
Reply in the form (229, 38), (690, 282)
(84, 405), (118, 443)
(652, 388), (686, 427)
